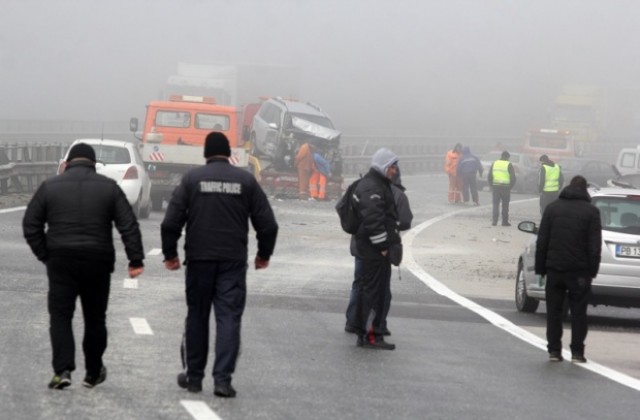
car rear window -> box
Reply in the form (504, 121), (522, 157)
(93, 145), (131, 164)
(593, 196), (640, 232)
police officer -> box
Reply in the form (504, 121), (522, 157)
(487, 150), (516, 226)
(161, 132), (278, 398)
(353, 147), (402, 350)
(538, 154), (564, 216)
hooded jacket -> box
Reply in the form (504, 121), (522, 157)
(353, 148), (401, 260)
(535, 185), (602, 277)
(456, 146), (483, 176)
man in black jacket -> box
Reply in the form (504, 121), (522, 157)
(535, 175), (601, 363)
(345, 167), (413, 336)
(162, 132), (278, 398)
(352, 147), (401, 350)
(23, 143), (145, 390)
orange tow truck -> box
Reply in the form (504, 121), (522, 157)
(130, 95), (248, 210)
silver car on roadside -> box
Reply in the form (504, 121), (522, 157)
(515, 186), (640, 312)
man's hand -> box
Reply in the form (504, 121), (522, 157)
(164, 257), (181, 271)
(255, 256), (269, 270)
(128, 266), (144, 278)
(381, 249), (389, 257)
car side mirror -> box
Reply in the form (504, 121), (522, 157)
(518, 221), (538, 235)
(129, 117), (139, 132)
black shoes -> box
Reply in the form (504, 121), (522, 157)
(357, 335), (396, 350)
(572, 354), (587, 363)
(502, 222), (511, 227)
(177, 372), (202, 393)
(83, 366), (107, 389)
(214, 383), (237, 398)
(549, 352), (563, 362)
(344, 324), (358, 334)
(492, 221), (497, 226)
(49, 370), (72, 390)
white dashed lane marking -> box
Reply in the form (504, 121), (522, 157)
(180, 401), (224, 420)
(147, 248), (162, 256)
(123, 278), (138, 289)
(129, 317), (153, 335)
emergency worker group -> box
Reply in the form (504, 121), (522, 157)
(22, 129), (595, 398)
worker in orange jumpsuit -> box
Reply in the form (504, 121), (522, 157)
(295, 142), (315, 200)
(444, 143), (463, 203)
(309, 152), (331, 200)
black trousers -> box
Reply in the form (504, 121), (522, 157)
(182, 260), (247, 385)
(354, 256), (391, 338)
(461, 172), (480, 204)
(46, 257), (111, 376)
(545, 270), (591, 355)
(491, 186), (511, 224)
(345, 257), (391, 331)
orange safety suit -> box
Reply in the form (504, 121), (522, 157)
(295, 143), (314, 200)
(444, 149), (462, 203)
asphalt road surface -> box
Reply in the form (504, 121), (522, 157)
(2, 174), (640, 420)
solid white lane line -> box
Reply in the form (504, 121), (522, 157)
(180, 400), (224, 420)
(404, 204), (640, 392)
(123, 278), (138, 289)
(0, 206), (26, 214)
(147, 248), (162, 256)
(129, 317), (153, 335)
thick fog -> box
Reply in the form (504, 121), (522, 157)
(2, 0), (640, 136)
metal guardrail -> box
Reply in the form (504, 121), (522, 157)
(0, 133), (635, 195)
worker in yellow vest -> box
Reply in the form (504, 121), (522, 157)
(538, 154), (564, 216)
(487, 150), (516, 226)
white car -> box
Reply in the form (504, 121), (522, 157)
(516, 186), (640, 312)
(58, 139), (152, 219)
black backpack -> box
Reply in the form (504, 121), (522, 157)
(335, 178), (362, 234)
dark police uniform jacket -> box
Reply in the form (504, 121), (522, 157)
(353, 168), (401, 261)
(161, 157), (278, 262)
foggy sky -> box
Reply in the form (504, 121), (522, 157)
(2, 0), (640, 136)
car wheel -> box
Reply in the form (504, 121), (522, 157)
(515, 261), (539, 313)
(139, 196), (151, 219)
(151, 192), (163, 212)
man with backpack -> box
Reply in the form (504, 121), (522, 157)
(344, 166), (412, 336)
(348, 147), (402, 350)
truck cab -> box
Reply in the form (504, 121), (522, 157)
(130, 95), (247, 210)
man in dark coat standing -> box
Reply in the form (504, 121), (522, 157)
(162, 132), (278, 398)
(23, 142), (145, 390)
(535, 175), (601, 363)
(352, 147), (401, 350)
(456, 146), (484, 205)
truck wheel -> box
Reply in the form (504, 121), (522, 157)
(151, 193), (163, 212)
(515, 261), (539, 313)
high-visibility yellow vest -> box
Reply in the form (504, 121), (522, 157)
(542, 164), (560, 192)
(492, 160), (511, 185)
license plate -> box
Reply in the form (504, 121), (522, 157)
(616, 245), (640, 258)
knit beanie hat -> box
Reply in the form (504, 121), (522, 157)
(371, 147), (399, 176)
(204, 132), (231, 158)
(66, 143), (96, 162)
